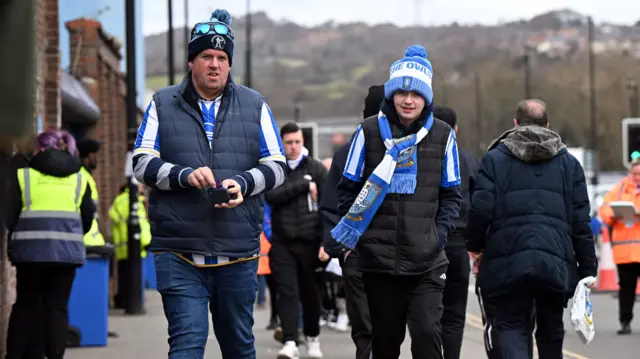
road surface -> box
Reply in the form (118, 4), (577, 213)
(65, 290), (488, 359)
(65, 285), (636, 359)
(465, 281), (639, 359)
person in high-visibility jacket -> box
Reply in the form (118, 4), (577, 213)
(599, 156), (640, 335)
(4, 130), (95, 359)
(76, 138), (106, 247)
(109, 180), (152, 309)
(260, 203), (280, 330)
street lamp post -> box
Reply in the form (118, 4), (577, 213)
(184, 0), (189, 74)
(475, 73), (483, 152)
(628, 73), (639, 118)
(167, 0), (175, 85)
(588, 16), (598, 188)
(524, 45), (532, 99)
(245, 0), (252, 88)
(293, 96), (302, 123)
(124, 0), (143, 315)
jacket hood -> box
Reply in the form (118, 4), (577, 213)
(488, 125), (566, 162)
(29, 149), (82, 177)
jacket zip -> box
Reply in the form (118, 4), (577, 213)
(395, 196), (404, 274)
(394, 127), (408, 274)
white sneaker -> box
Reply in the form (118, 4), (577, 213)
(277, 340), (299, 359)
(319, 317), (327, 327)
(334, 313), (349, 332)
(305, 336), (323, 359)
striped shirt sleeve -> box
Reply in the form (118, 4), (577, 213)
(132, 99), (194, 190)
(343, 125), (366, 182)
(232, 102), (286, 196)
(441, 128), (462, 188)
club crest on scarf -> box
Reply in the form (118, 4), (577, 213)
(396, 143), (417, 167)
(346, 181), (383, 221)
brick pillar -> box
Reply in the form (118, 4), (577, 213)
(0, 0), (47, 356)
(43, 0), (60, 130)
(65, 19), (127, 241)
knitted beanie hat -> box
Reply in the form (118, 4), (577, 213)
(384, 45), (433, 104)
(188, 9), (235, 66)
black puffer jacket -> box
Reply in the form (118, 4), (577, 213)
(467, 125), (598, 300)
(265, 156), (328, 244)
(337, 100), (462, 275)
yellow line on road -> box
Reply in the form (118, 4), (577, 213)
(465, 313), (591, 359)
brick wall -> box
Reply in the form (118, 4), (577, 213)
(43, 0), (61, 129)
(0, 0), (50, 356)
(66, 18), (128, 239)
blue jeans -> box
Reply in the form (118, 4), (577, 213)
(155, 252), (259, 359)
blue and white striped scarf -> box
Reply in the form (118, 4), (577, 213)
(331, 112), (434, 249)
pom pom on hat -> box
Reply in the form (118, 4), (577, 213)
(404, 45), (427, 59)
(211, 9), (232, 26)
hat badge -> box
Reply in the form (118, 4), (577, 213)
(402, 77), (412, 89)
(212, 35), (226, 50)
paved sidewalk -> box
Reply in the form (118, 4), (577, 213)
(66, 290), (488, 359)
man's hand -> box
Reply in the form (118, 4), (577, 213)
(468, 251), (482, 262)
(343, 250), (351, 261)
(188, 167), (216, 189)
(469, 251), (482, 276)
(214, 179), (244, 209)
(309, 181), (318, 202)
(318, 246), (330, 262)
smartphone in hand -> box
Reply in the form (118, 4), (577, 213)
(206, 187), (231, 205)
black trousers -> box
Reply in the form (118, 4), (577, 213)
(479, 285), (563, 359)
(265, 273), (279, 322)
(441, 243), (470, 359)
(617, 262), (640, 324)
(114, 259), (129, 309)
(269, 242), (322, 342)
(363, 265), (447, 359)
(5, 264), (77, 359)
(342, 254), (372, 359)
(476, 283), (534, 359)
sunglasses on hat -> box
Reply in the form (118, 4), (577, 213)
(191, 21), (235, 42)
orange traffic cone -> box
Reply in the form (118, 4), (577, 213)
(595, 228), (618, 292)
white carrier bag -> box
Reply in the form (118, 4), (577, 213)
(570, 276), (597, 345)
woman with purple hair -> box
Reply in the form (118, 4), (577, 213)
(4, 129), (95, 359)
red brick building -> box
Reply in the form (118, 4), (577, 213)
(0, 1), (132, 354)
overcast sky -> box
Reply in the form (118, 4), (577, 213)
(141, 0), (639, 35)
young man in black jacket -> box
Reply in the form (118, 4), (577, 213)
(467, 99), (598, 359)
(319, 84), (385, 359)
(265, 122), (328, 359)
(433, 106), (480, 359)
(334, 45), (462, 359)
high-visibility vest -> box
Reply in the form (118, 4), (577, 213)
(257, 232), (271, 275)
(109, 190), (152, 261)
(80, 166), (106, 246)
(599, 177), (640, 264)
(10, 168), (88, 264)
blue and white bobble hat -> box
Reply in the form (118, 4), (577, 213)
(384, 45), (434, 104)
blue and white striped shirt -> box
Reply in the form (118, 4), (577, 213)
(132, 95), (286, 267)
(343, 125), (461, 187)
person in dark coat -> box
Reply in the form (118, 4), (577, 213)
(466, 99), (598, 359)
(335, 45), (462, 359)
(432, 106), (479, 359)
(319, 84), (384, 359)
(265, 122), (328, 359)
